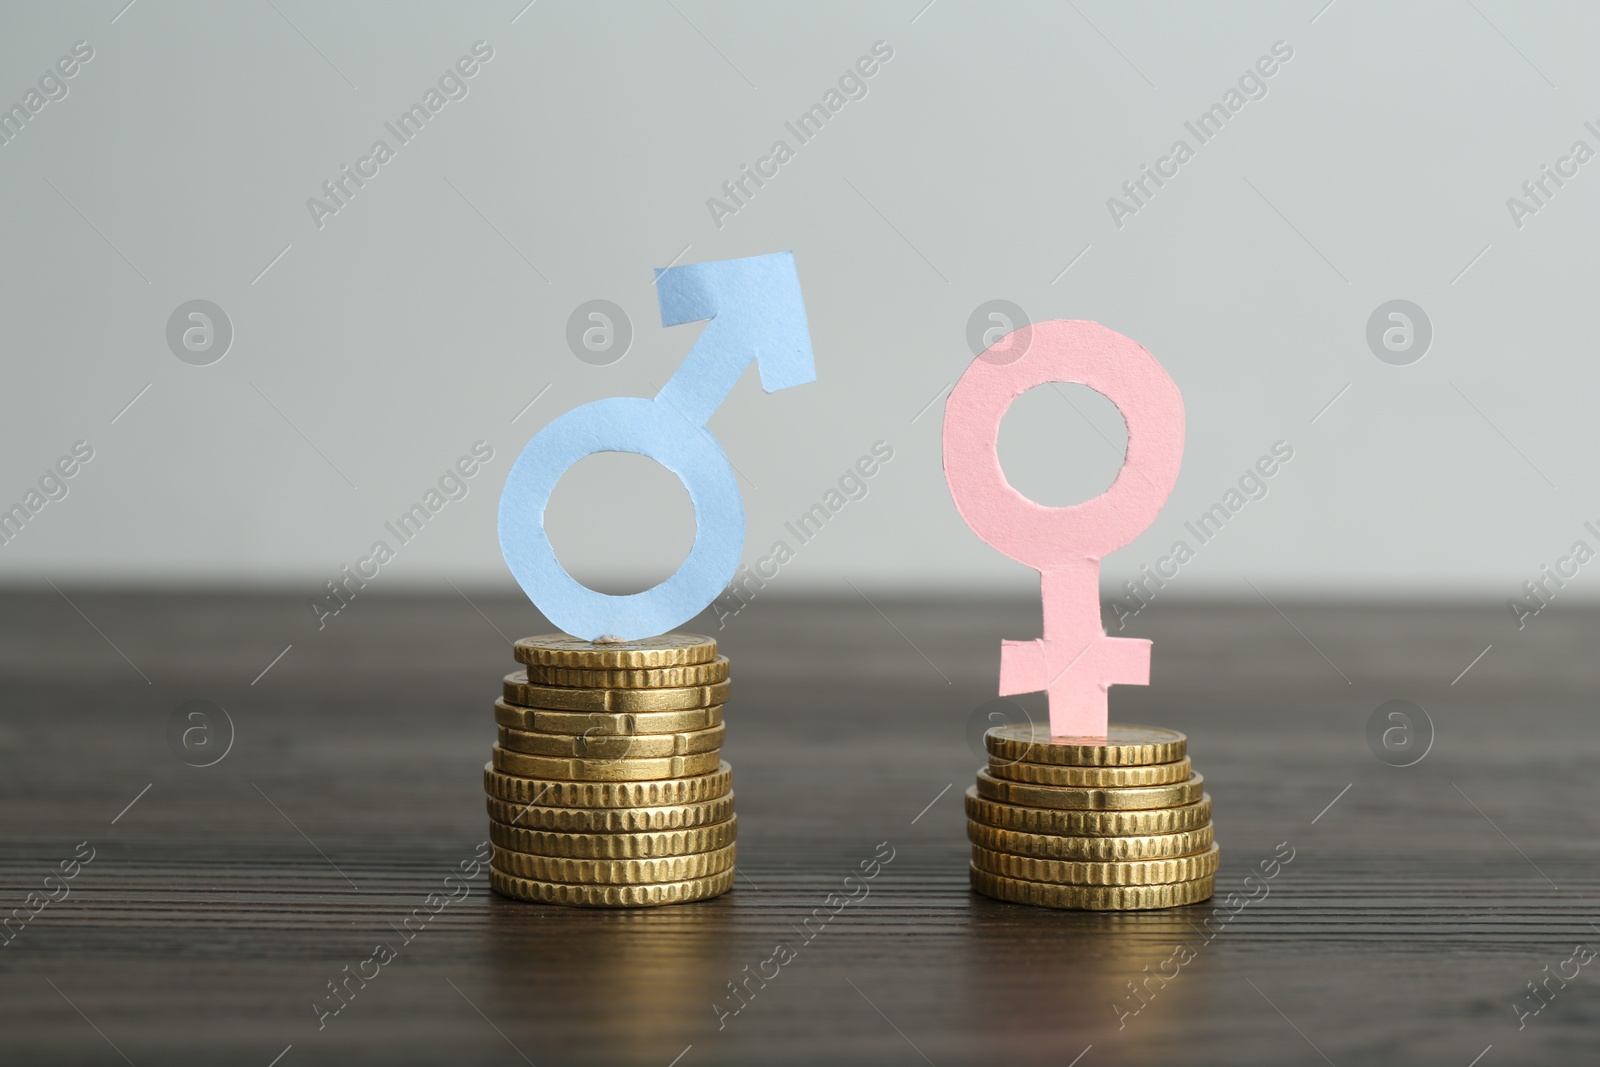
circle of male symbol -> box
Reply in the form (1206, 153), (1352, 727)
(499, 396), (742, 640)
(165, 300), (233, 366)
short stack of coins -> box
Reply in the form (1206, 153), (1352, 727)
(485, 633), (736, 908)
(967, 724), (1217, 910)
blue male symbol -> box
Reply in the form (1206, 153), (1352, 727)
(498, 252), (815, 640)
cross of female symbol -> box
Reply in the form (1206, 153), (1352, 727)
(942, 320), (1185, 738)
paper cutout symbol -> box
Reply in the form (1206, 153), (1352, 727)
(499, 252), (814, 641)
(942, 320), (1185, 738)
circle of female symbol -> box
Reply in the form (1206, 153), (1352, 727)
(942, 320), (1186, 738)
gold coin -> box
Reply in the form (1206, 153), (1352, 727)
(986, 723), (1186, 767)
(503, 673), (731, 712)
(489, 865), (734, 908)
(975, 769), (1204, 811)
(496, 723), (724, 759)
(523, 657), (730, 690)
(971, 843), (1219, 886)
(966, 822), (1213, 861)
(491, 843), (735, 884)
(489, 816), (736, 859)
(491, 745), (720, 782)
(986, 756), (1192, 787)
(486, 793), (736, 833)
(495, 700), (724, 736)
(512, 633), (717, 669)
(483, 761), (731, 808)
(964, 787), (1212, 836)
(970, 865), (1215, 910)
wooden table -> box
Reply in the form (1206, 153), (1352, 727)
(2, 590), (1594, 1065)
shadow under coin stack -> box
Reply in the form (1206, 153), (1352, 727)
(967, 725), (1217, 910)
(485, 634), (736, 908)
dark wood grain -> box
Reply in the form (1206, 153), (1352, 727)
(2, 589), (1597, 1065)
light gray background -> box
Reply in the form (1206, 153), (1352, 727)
(1, 0), (1594, 608)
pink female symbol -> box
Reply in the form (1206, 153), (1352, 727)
(942, 320), (1185, 739)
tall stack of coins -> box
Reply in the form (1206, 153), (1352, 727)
(967, 725), (1217, 910)
(485, 634), (736, 908)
